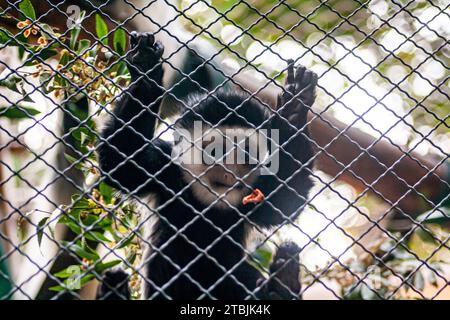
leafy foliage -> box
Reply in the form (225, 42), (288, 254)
(1, 0), (448, 300)
(0, 3), (142, 297)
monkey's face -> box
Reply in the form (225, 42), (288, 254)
(174, 126), (268, 210)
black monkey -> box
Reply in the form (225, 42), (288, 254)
(97, 32), (317, 300)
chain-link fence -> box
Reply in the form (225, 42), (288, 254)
(0, 0), (449, 300)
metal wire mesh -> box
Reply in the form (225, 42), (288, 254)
(0, 0), (449, 300)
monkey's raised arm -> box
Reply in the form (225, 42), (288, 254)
(98, 32), (172, 194)
(253, 62), (317, 226)
(274, 61), (317, 171)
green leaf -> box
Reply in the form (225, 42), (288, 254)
(59, 50), (71, 66)
(126, 249), (137, 264)
(70, 27), (81, 51)
(16, 84), (31, 101)
(80, 131), (89, 146)
(99, 182), (114, 204)
(113, 28), (126, 55)
(114, 60), (129, 77)
(64, 153), (79, 166)
(72, 197), (91, 209)
(85, 231), (110, 243)
(1, 31), (29, 49)
(0, 105), (40, 119)
(95, 260), (121, 274)
(117, 234), (136, 249)
(77, 39), (91, 54)
(49, 274), (94, 292)
(0, 29), (14, 45)
(39, 72), (52, 93)
(63, 219), (82, 235)
(23, 49), (58, 66)
(95, 14), (108, 46)
(0, 74), (22, 93)
(417, 208), (450, 227)
(18, 44), (26, 60)
(415, 228), (437, 245)
(71, 127), (90, 143)
(46, 207), (61, 240)
(68, 11), (86, 50)
(79, 213), (106, 227)
(36, 217), (49, 248)
(253, 248), (272, 270)
(48, 285), (64, 292)
(66, 100), (88, 121)
(79, 274), (95, 286)
(54, 265), (81, 278)
(38, 23), (55, 38)
(63, 241), (100, 261)
(19, 0), (36, 20)
(22, 93), (34, 103)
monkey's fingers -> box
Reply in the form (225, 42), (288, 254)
(267, 242), (301, 299)
(130, 31), (138, 48)
(97, 270), (130, 300)
(294, 65), (306, 88)
(298, 74), (318, 107)
(285, 59), (295, 85)
(137, 32), (155, 50)
(153, 40), (164, 58)
(296, 70), (316, 94)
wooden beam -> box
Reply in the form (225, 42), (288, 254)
(233, 73), (449, 217)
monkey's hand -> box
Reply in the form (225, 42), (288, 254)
(96, 270), (130, 300)
(127, 31), (164, 84)
(277, 61), (318, 129)
(256, 242), (301, 300)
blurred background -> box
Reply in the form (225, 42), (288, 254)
(0, 0), (449, 299)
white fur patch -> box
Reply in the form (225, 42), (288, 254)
(172, 125), (262, 209)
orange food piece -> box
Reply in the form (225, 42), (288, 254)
(242, 188), (265, 205)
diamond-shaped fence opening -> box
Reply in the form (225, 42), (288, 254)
(0, 0), (449, 300)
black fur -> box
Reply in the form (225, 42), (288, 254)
(96, 270), (130, 300)
(96, 32), (317, 300)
